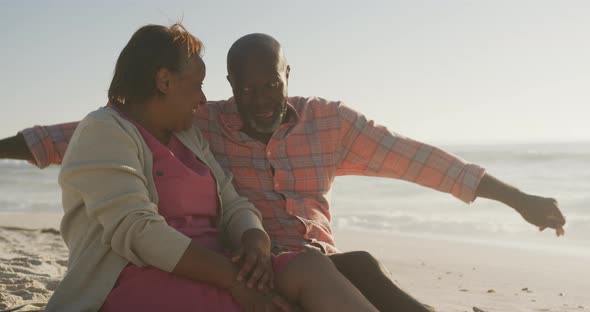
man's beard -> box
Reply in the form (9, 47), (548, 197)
(247, 104), (287, 134)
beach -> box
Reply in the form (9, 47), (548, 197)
(1, 212), (587, 312)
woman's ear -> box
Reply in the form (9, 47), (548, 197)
(155, 68), (172, 94)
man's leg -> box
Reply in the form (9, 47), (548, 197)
(328, 251), (435, 312)
(276, 250), (378, 311)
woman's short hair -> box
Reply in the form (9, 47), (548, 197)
(108, 23), (203, 104)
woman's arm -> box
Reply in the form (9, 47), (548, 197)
(188, 125), (275, 290)
(59, 113), (243, 289)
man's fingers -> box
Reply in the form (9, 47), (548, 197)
(547, 214), (566, 226)
(545, 215), (566, 230)
(556, 227), (565, 237)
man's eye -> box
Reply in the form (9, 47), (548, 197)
(241, 87), (252, 93)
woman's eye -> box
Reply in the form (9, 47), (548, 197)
(269, 81), (280, 88)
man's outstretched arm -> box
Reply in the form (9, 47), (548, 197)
(475, 173), (566, 236)
(0, 122), (78, 168)
(334, 101), (566, 236)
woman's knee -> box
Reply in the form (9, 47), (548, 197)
(291, 249), (334, 271)
(275, 250), (336, 299)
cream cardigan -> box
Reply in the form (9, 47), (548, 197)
(46, 107), (264, 312)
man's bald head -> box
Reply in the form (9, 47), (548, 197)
(226, 33), (288, 77)
(225, 33), (291, 137)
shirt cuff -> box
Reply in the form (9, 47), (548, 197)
(452, 164), (486, 203)
(19, 127), (50, 169)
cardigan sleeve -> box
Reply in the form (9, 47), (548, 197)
(191, 125), (264, 249)
(58, 115), (191, 272)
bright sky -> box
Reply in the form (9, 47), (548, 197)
(1, 0), (589, 145)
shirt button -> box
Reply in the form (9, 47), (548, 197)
(275, 182), (279, 188)
(267, 151), (271, 156)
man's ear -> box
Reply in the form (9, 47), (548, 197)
(155, 68), (172, 94)
(226, 75), (234, 88)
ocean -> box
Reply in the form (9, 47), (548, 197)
(1, 142), (588, 256)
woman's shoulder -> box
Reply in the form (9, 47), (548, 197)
(61, 107), (144, 167)
(69, 107), (140, 149)
(75, 107), (138, 137)
(79, 106), (123, 127)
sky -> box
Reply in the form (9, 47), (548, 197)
(1, 0), (589, 145)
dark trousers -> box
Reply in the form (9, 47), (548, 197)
(328, 251), (435, 312)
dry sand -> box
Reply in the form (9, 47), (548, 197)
(0, 213), (65, 312)
(0, 212), (588, 312)
(335, 228), (590, 312)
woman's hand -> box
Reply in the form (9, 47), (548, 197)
(229, 282), (299, 312)
(232, 228), (274, 290)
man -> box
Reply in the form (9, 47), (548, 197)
(0, 33), (565, 311)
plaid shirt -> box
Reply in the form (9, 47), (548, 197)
(21, 96), (485, 254)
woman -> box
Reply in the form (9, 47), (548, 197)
(46, 23), (377, 312)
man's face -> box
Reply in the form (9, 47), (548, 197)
(229, 57), (290, 133)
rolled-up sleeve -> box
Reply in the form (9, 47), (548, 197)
(58, 118), (191, 272)
(20, 122), (79, 168)
(336, 103), (485, 203)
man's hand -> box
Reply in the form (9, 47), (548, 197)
(229, 280), (299, 312)
(0, 134), (33, 161)
(511, 193), (566, 236)
(232, 228), (274, 290)
(475, 173), (566, 236)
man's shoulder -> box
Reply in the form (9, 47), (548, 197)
(205, 98), (234, 111)
(199, 99), (237, 119)
(289, 96), (346, 117)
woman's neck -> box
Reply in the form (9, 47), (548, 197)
(116, 101), (172, 145)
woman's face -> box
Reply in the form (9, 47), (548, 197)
(159, 57), (207, 132)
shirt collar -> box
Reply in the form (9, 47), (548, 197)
(218, 97), (301, 132)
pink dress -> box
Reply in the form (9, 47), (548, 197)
(100, 114), (296, 311)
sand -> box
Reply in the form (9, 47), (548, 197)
(0, 213), (65, 312)
(0, 212), (588, 312)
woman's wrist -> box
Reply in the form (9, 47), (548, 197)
(241, 228), (270, 245)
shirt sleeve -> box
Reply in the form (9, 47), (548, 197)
(59, 116), (190, 272)
(19, 122), (79, 168)
(336, 102), (485, 203)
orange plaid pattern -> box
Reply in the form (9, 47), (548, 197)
(21, 96), (485, 253)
